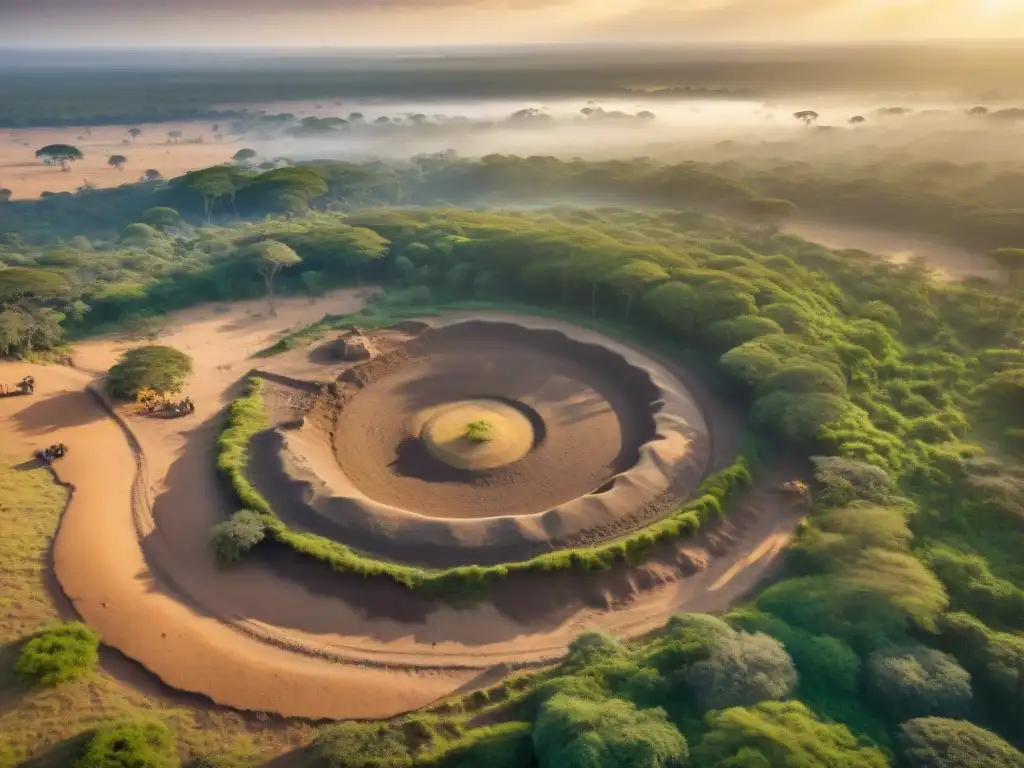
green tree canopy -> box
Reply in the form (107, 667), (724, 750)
(107, 154), (128, 170)
(900, 718), (1024, 768)
(106, 345), (193, 398)
(686, 630), (798, 711)
(141, 207), (182, 230)
(867, 646), (972, 722)
(0, 266), (70, 307)
(35, 144), (84, 170)
(533, 693), (688, 768)
(693, 701), (889, 768)
(242, 240), (302, 313)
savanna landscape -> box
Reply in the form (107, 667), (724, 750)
(4, 8), (1024, 768)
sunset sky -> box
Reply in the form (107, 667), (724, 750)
(1, 0), (1023, 46)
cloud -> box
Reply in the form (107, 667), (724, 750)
(0, 0), (559, 14)
(590, 0), (857, 39)
(588, 0), (1024, 41)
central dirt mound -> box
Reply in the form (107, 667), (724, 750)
(252, 317), (711, 567)
(420, 399), (536, 470)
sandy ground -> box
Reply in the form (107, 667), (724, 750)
(1, 293), (805, 720)
(258, 318), (710, 567)
(1, 122), (244, 200)
(786, 218), (1002, 282)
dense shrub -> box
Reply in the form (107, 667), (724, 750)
(685, 631), (797, 711)
(210, 511), (266, 563)
(867, 646), (972, 721)
(15, 621), (100, 685)
(106, 344), (193, 398)
(694, 701), (889, 767)
(75, 719), (179, 768)
(533, 693), (688, 768)
(900, 717), (1024, 768)
(811, 455), (900, 508)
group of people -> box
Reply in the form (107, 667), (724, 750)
(171, 396), (196, 415)
(144, 395), (195, 416)
(0, 375), (35, 397)
(37, 443), (68, 463)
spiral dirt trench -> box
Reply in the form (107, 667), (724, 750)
(0, 292), (805, 720)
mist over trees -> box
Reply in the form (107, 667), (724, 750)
(2, 127), (1024, 764)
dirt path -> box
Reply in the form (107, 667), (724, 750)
(785, 218), (1003, 283)
(1, 297), (805, 720)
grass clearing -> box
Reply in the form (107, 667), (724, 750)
(0, 455), (315, 766)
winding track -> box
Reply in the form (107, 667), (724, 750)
(0, 291), (804, 719)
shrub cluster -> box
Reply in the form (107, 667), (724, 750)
(15, 621), (100, 686)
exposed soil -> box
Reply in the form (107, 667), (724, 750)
(254, 319), (713, 567)
(0, 298), (807, 721)
(332, 321), (659, 518)
(0, 121), (245, 200)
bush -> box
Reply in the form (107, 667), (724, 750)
(759, 362), (848, 397)
(76, 719), (179, 768)
(811, 455), (900, 507)
(685, 630), (797, 711)
(464, 420), (492, 443)
(15, 621), (100, 685)
(533, 693), (688, 768)
(693, 701), (889, 768)
(106, 344), (193, 398)
(210, 510), (266, 563)
(867, 646), (972, 721)
(900, 717), (1024, 768)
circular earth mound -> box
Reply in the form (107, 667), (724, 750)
(257, 316), (711, 567)
(420, 399), (535, 470)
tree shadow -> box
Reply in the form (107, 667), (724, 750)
(261, 745), (317, 767)
(17, 731), (92, 768)
(12, 391), (102, 436)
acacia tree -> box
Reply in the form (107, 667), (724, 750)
(246, 240), (301, 315)
(143, 169), (163, 182)
(197, 177), (235, 223)
(0, 188), (11, 203)
(108, 154), (127, 171)
(794, 110), (820, 126)
(849, 115), (867, 125)
(232, 148), (257, 165)
(106, 345), (193, 399)
(127, 127), (142, 141)
(167, 130), (183, 143)
(35, 144), (83, 171)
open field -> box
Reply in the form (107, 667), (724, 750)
(1, 122), (243, 201)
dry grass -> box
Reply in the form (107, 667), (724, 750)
(0, 455), (315, 767)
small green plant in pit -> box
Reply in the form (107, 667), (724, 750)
(15, 621), (100, 686)
(464, 420), (493, 443)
